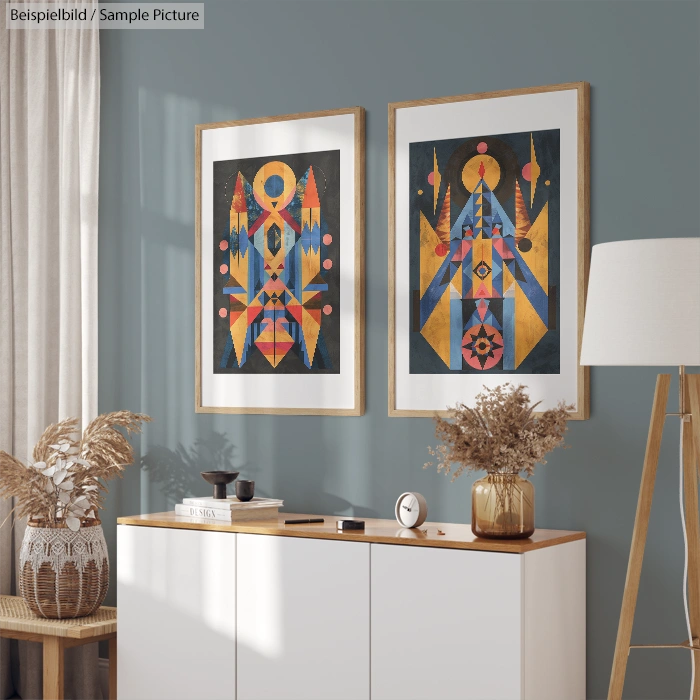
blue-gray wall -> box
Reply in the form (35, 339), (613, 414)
(99, 2), (700, 697)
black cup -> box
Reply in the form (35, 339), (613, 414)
(235, 480), (255, 502)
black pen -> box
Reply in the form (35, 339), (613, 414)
(284, 518), (325, 525)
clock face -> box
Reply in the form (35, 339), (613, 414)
(397, 494), (420, 528)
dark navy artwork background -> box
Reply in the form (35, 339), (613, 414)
(213, 149), (340, 374)
(409, 129), (560, 374)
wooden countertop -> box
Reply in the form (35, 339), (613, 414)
(117, 512), (585, 554)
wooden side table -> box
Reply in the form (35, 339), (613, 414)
(0, 595), (117, 700)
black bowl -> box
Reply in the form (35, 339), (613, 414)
(200, 471), (239, 499)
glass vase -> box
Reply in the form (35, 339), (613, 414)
(471, 473), (535, 539)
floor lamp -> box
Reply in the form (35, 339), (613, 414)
(580, 238), (700, 699)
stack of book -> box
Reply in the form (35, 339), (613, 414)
(175, 496), (283, 522)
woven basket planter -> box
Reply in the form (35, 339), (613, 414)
(19, 518), (109, 619)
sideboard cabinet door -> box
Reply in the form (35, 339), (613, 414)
(236, 534), (370, 700)
(117, 525), (237, 700)
(371, 544), (522, 700)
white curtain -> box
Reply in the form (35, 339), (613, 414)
(0, 1), (100, 697)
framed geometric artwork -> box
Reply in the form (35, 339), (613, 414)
(388, 83), (589, 418)
(196, 107), (365, 415)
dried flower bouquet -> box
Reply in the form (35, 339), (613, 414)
(426, 384), (572, 479)
(0, 411), (150, 531)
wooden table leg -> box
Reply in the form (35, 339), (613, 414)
(109, 635), (117, 700)
(43, 636), (65, 700)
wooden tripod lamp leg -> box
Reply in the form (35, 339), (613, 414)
(681, 373), (700, 699)
(608, 374), (670, 700)
(688, 375), (700, 504)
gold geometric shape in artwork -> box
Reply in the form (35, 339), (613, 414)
(301, 247), (321, 289)
(301, 307), (322, 367)
(420, 284), (451, 368)
(252, 161), (296, 213)
(514, 179), (531, 240)
(419, 211), (442, 297)
(515, 283), (547, 368)
(462, 154), (501, 192)
(432, 148), (442, 215)
(530, 133), (541, 207)
(521, 203), (548, 290)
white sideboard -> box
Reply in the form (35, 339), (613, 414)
(117, 513), (585, 700)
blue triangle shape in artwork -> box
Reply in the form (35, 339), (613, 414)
(483, 311), (502, 330)
(310, 222), (321, 253)
(490, 195), (515, 237)
(465, 311), (482, 330)
(300, 223), (312, 254)
(450, 193), (477, 239)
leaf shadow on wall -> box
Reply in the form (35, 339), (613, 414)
(141, 431), (251, 502)
(138, 429), (378, 519)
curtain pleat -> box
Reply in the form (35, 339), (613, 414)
(0, 1), (100, 697)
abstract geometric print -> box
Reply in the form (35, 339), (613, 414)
(213, 150), (340, 374)
(409, 130), (560, 374)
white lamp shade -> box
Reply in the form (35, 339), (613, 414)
(580, 238), (700, 366)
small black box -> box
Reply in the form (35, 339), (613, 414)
(336, 519), (365, 531)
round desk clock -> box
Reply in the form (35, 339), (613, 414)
(395, 492), (428, 529)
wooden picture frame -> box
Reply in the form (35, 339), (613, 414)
(388, 83), (590, 419)
(196, 107), (365, 415)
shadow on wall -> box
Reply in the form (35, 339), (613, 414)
(140, 431), (249, 501)
(140, 429), (379, 519)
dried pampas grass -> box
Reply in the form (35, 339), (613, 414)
(0, 411), (151, 530)
(425, 384), (572, 480)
